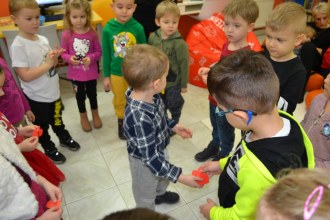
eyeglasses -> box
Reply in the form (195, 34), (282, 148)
(215, 107), (257, 125)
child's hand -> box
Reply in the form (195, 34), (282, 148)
(17, 136), (38, 152)
(50, 47), (65, 58)
(70, 56), (81, 65)
(38, 175), (63, 202)
(172, 124), (192, 139)
(82, 57), (91, 67)
(26, 110), (35, 123)
(37, 206), (63, 220)
(200, 198), (217, 220)
(17, 124), (38, 137)
(198, 67), (210, 85)
(181, 88), (188, 93)
(103, 77), (112, 92)
(199, 161), (222, 178)
(178, 174), (203, 188)
(45, 52), (58, 67)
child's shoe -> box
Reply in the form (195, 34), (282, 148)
(45, 149), (66, 164)
(92, 109), (102, 129)
(118, 118), (126, 140)
(194, 142), (219, 162)
(60, 138), (80, 151)
(80, 112), (92, 132)
(155, 191), (180, 205)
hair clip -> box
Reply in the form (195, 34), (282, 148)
(304, 184), (330, 220)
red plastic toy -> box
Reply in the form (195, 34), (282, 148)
(192, 168), (209, 186)
(46, 200), (61, 209)
(32, 126), (43, 137)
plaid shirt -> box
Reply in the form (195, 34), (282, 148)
(124, 88), (182, 183)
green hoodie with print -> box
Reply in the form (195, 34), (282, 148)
(102, 18), (146, 77)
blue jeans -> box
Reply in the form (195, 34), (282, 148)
(209, 102), (235, 157)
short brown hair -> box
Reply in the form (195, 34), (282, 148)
(155, 0), (180, 20)
(103, 208), (172, 220)
(258, 168), (330, 220)
(122, 44), (169, 91)
(64, 0), (92, 30)
(207, 50), (279, 114)
(266, 2), (307, 35)
(223, 0), (259, 24)
(9, 0), (39, 16)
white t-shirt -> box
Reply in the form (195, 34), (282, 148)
(10, 35), (59, 102)
(245, 117), (291, 142)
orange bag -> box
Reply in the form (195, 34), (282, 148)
(187, 13), (262, 88)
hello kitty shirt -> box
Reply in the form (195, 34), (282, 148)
(61, 29), (102, 81)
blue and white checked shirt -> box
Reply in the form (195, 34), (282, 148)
(124, 88), (182, 183)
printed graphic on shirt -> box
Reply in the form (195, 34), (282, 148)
(113, 32), (137, 58)
(73, 38), (90, 61)
(322, 123), (330, 139)
(0, 112), (17, 139)
(226, 144), (245, 185)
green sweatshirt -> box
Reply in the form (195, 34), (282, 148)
(148, 29), (189, 89)
(210, 110), (315, 220)
(102, 18), (146, 77)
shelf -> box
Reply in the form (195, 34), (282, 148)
(177, 0), (205, 15)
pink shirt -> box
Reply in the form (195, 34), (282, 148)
(0, 58), (30, 124)
(61, 29), (102, 81)
(301, 94), (330, 168)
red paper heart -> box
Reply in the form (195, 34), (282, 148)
(192, 169), (209, 186)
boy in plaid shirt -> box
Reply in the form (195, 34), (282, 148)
(122, 44), (202, 210)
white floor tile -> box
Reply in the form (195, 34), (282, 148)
(66, 187), (127, 220)
(60, 155), (116, 203)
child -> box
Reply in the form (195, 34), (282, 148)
(61, 0), (102, 132)
(262, 2), (307, 114)
(0, 63), (65, 186)
(0, 125), (63, 220)
(257, 168), (330, 220)
(9, 0), (80, 164)
(194, 0), (259, 162)
(102, 0), (146, 140)
(301, 74), (330, 168)
(122, 44), (202, 210)
(0, 57), (35, 126)
(199, 50), (315, 220)
(148, 0), (189, 124)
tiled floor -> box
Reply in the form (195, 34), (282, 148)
(51, 74), (307, 220)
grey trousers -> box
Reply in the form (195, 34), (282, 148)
(129, 152), (170, 210)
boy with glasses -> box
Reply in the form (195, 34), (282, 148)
(199, 50), (315, 220)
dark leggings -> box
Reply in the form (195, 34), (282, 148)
(72, 80), (98, 113)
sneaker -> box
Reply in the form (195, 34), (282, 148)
(45, 149), (66, 164)
(194, 143), (219, 162)
(155, 191), (180, 205)
(60, 138), (80, 151)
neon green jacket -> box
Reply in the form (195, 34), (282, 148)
(210, 111), (315, 220)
